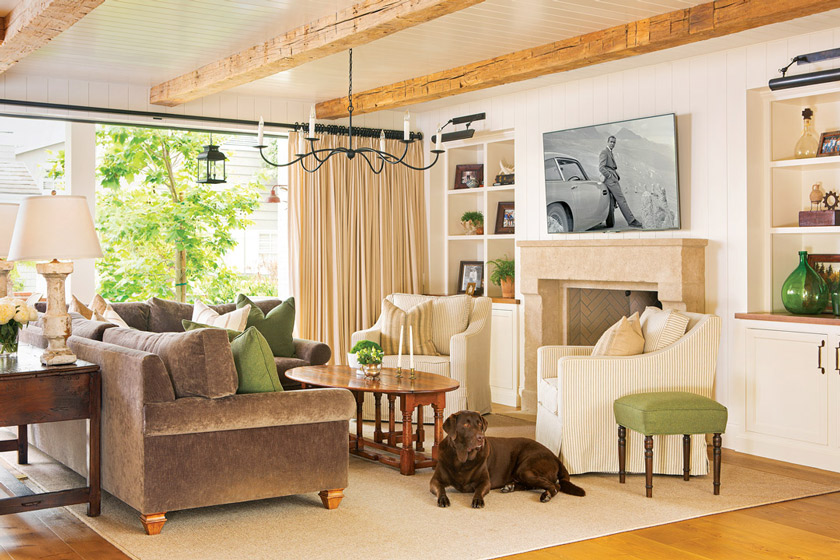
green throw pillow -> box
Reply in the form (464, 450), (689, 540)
(182, 320), (283, 394)
(235, 294), (296, 358)
(182, 319), (239, 341)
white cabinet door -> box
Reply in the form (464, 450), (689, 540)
(489, 304), (519, 407)
(746, 328), (830, 445)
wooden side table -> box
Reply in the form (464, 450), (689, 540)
(0, 344), (101, 517)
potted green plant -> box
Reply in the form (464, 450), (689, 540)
(355, 345), (384, 378)
(460, 211), (484, 235)
(348, 340), (382, 369)
(488, 255), (515, 298)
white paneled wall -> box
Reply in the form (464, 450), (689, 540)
(417, 26), (840, 433)
(0, 69), (407, 133)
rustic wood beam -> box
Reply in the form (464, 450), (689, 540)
(317, 0), (840, 118)
(0, 0), (105, 74)
(150, 0), (484, 107)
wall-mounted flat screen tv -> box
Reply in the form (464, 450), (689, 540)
(542, 113), (680, 233)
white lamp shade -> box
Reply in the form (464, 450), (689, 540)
(7, 194), (103, 261)
(0, 203), (18, 258)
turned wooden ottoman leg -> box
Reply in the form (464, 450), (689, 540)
(713, 433), (722, 495)
(644, 436), (653, 498)
(319, 489), (345, 509)
(683, 434), (691, 481)
(618, 425), (626, 483)
(140, 512), (167, 535)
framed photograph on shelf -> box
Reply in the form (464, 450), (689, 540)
(807, 253), (840, 312)
(494, 201), (515, 234)
(457, 261), (484, 296)
(453, 164), (484, 190)
(465, 282), (476, 297)
(818, 131), (840, 157)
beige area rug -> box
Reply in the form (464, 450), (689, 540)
(2, 417), (838, 560)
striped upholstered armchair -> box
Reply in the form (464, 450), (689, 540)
(351, 293), (493, 422)
(535, 312), (721, 475)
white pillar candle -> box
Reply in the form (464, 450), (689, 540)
(397, 324), (404, 369)
(409, 325), (414, 369)
(380, 130), (386, 153)
(435, 123), (442, 151)
(298, 132), (305, 155)
(309, 105), (316, 137)
(257, 116), (264, 146)
(404, 111), (410, 141)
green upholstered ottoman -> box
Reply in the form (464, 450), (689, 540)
(613, 391), (728, 498)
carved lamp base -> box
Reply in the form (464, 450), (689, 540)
(36, 260), (76, 365)
(0, 260), (13, 298)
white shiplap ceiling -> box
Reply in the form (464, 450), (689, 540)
(7, 0), (840, 109)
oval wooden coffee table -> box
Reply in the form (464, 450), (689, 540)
(286, 365), (459, 475)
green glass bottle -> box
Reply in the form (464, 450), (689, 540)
(781, 251), (828, 314)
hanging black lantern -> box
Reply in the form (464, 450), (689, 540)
(196, 143), (227, 184)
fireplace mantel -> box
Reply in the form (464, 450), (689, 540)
(516, 237), (707, 412)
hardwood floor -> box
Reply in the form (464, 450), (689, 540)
(1, 446), (838, 559)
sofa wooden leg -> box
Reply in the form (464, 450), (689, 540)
(683, 434), (691, 481)
(713, 433), (722, 495)
(319, 489), (344, 510)
(140, 512), (167, 535)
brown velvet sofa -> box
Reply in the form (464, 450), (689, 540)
(22, 298), (354, 535)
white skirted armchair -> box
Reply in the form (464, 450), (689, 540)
(536, 312), (721, 475)
(351, 293), (492, 422)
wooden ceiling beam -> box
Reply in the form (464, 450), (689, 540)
(0, 0), (105, 74)
(316, 0), (840, 118)
(150, 0), (485, 107)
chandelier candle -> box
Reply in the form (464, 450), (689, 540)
(257, 117), (264, 146)
(404, 111), (410, 141)
(309, 106), (316, 138)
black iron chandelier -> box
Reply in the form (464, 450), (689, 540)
(255, 49), (443, 174)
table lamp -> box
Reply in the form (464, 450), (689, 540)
(7, 193), (102, 365)
(0, 203), (18, 297)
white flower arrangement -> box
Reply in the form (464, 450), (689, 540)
(0, 297), (38, 355)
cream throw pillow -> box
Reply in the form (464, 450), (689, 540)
(90, 294), (131, 328)
(192, 300), (250, 331)
(591, 313), (645, 356)
(68, 295), (94, 319)
(392, 293), (471, 355)
(639, 306), (689, 352)
(380, 299), (437, 356)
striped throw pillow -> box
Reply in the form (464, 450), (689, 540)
(393, 293), (471, 355)
(192, 300), (251, 331)
(380, 298), (438, 356)
(639, 306), (689, 352)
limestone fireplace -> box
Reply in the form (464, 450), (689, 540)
(517, 238), (707, 412)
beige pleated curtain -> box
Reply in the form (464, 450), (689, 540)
(288, 131), (428, 363)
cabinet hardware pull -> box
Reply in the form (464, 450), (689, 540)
(818, 340), (826, 374)
(835, 344), (840, 373)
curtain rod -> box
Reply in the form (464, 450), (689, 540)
(0, 98), (423, 141)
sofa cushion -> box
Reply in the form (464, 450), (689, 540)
(148, 297), (194, 332)
(192, 300), (250, 331)
(69, 313), (117, 341)
(103, 327), (237, 399)
(640, 307), (689, 352)
(274, 356), (311, 389)
(110, 301), (151, 331)
(393, 293), (470, 355)
(236, 294), (296, 358)
(214, 299), (280, 317)
(380, 298), (437, 356)
(231, 327), (283, 394)
(592, 313), (645, 356)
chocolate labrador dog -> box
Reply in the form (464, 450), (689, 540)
(430, 410), (585, 508)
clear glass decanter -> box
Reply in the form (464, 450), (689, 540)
(795, 107), (819, 159)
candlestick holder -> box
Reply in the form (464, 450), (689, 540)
(395, 366), (402, 378)
(409, 367), (416, 380)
